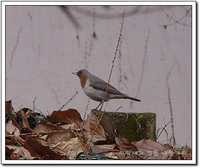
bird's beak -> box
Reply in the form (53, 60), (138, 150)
(72, 72), (78, 75)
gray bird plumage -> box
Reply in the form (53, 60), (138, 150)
(73, 69), (141, 102)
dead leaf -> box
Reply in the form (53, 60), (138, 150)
(166, 145), (192, 160)
(60, 122), (80, 130)
(93, 135), (116, 153)
(93, 144), (116, 153)
(6, 119), (20, 136)
(132, 139), (169, 160)
(105, 152), (119, 159)
(16, 136), (42, 159)
(163, 144), (173, 150)
(82, 113), (107, 142)
(115, 137), (138, 151)
(133, 139), (166, 151)
(6, 146), (14, 159)
(46, 130), (84, 159)
(46, 130), (76, 144)
(6, 100), (14, 115)
(6, 145), (32, 159)
(94, 134), (114, 144)
(181, 145), (192, 160)
(48, 109), (82, 126)
(33, 122), (64, 134)
(6, 137), (16, 145)
(20, 109), (31, 129)
(51, 137), (85, 159)
(26, 136), (67, 159)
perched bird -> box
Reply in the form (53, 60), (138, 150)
(73, 69), (141, 109)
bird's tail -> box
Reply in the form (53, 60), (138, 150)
(123, 95), (141, 102)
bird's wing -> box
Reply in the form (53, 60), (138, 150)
(89, 75), (123, 95)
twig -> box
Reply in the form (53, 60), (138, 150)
(92, 8), (97, 38)
(10, 26), (23, 68)
(80, 97), (91, 130)
(72, 6), (177, 20)
(136, 28), (150, 98)
(33, 97), (37, 112)
(52, 88), (60, 105)
(115, 106), (122, 112)
(59, 6), (80, 29)
(167, 67), (176, 147)
(84, 97), (91, 121)
(84, 10), (125, 152)
(6, 129), (74, 137)
(59, 91), (78, 110)
(35, 108), (43, 114)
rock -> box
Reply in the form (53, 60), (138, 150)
(92, 111), (156, 142)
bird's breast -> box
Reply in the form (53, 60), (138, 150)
(82, 79), (109, 102)
(80, 75), (88, 88)
(83, 79), (93, 94)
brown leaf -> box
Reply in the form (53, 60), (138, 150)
(6, 100), (14, 115)
(163, 144), (173, 150)
(60, 122), (80, 130)
(46, 130), (76, 144)
(46, 130), (84, 159)
(20, 109), (31, 129)
(6, 146), (14, 159)
(166, 145), (192, 160)
(50, 137), (84, 159)
(6, 119), (20, 136)
(115, 137), (138, 151)
(93, 144), (116, 153)
(82, 113), (106, 142)
(47, 109), (82, 126)
(33, 122), (64, 134)
(132, 139), (169, 160)
(6, 145), (32, 159)
(105, 152), (119, 159)
(6, 138), (16, 145)
(93, 134), (116, 153)
(16, 136), (42, 159)
(26, 136), (66, 159)
(181, 145), (192, 160)
(133, 139), (166, 151)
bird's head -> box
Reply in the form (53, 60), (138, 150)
(72, 69), (89, 78)
(73, 69), (90, 88)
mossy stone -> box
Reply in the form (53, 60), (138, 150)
(92, 111), (156, 142)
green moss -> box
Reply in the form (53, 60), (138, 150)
(93, 111), (156, 142)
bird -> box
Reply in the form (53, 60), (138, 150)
(73, 69), (141, 109)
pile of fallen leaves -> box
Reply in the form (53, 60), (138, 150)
(5, 100), (191, 160)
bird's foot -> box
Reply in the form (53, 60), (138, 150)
(91, 108), (99, 113)
(91, 102), (102, 113)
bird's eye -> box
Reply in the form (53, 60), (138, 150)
(79, 71), (82, 75)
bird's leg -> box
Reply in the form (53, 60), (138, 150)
(96, 102), (102, 110)
(92, 102), (102, 113)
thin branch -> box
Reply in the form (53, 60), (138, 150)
(10, 26), (23, 68)
(84, 10), (126, 152)
(59, 6), (80, 29)
(71, 6), (177, 20)
(115, 106), (122, 112)
(136, 28), (150, 97)
(167, 67), (176, 147)
(33, 97), (37, 112)
(59, 91), (78, 111)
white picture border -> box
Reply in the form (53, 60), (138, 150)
(1, 1), (197, 165)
